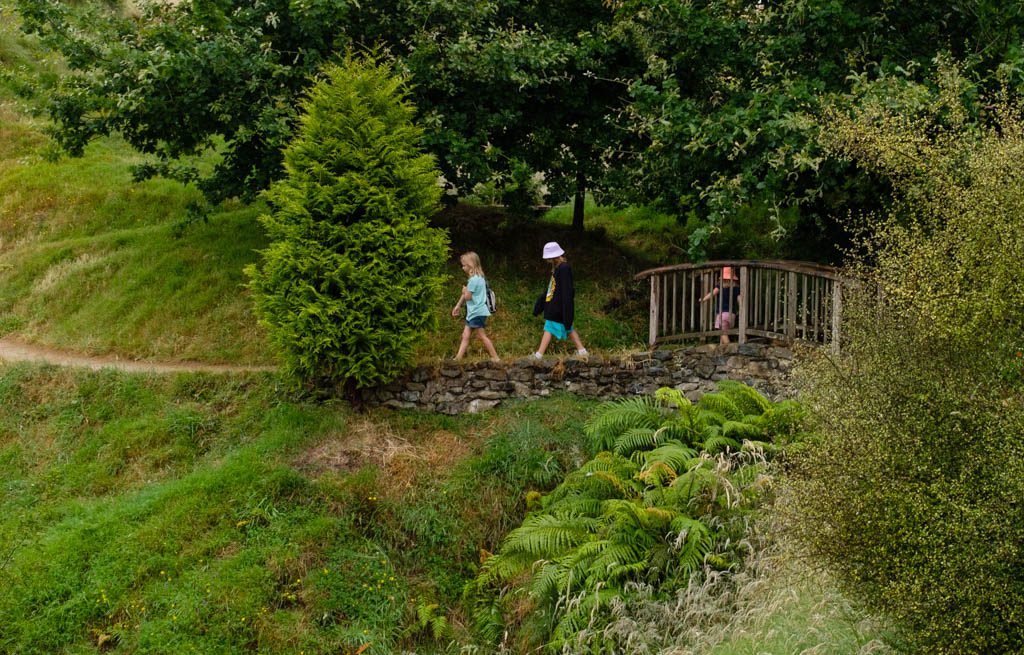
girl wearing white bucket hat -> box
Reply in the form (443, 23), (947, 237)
(531, 242), (588, 360)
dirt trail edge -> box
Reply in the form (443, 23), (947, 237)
(0, 337), (276, 375)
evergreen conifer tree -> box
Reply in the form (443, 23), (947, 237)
(247, 56), (448, 389)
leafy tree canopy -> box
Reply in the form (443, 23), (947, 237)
(14, 0), (1024, 251)
(16, 0), (636, 225)
(604, 0), (1024, 258)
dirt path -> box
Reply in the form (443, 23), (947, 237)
(0, 336), (276, 375)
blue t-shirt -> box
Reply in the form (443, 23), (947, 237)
(466, 275), (491, 320)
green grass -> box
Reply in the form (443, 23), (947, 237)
(0, 364), (595, 654)
(540, 196), (690, 264)
(0, 203), (271, 363)
(702, 560), (894, 655)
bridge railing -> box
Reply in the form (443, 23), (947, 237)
(634, 260), (844, 350)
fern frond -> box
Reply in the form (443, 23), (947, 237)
(601, 501), (673, 543)
(702, 433), (741, 453)
(550, 588), (620, 650)
(583, 540), (648, 588)
(700, 423), (722, 443)
(655, 386), (691, 410)
(604, 558), (651, 584)
(696, 393), (742, 420)
(547, 497), (604, 519)
(529, 559), (571, 603)
(715, 379), (771, 415)
(641, 486), (668, 508)
(468, 596), (505, 644)
(755, 398), (807, 437)
(668, 515), (714, 574)
(722, 419), (764, 440)
(639, 443), (698, 473)
(652, 418), (701, 444)
(546, 453), (640, 503)
(578, 452), (639, 476)
(477, 549), (539, 585)
(640, 505), (679, 526)
(613, 426), (661, 456)
(670, 460), (721, 505)
(638, 460), (677, 486)
(584, 396), (663, 451)
(696, 408), (729, 428)
(500, 513), (598, 559)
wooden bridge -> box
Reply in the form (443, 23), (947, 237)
(635, 260), (844, 350)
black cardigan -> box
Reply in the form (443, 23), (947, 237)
(538, 263), (575, 328)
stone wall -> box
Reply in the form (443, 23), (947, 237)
(360, 343), (798, 414)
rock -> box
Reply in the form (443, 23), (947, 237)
(410, 368), (432, 382)
(467, 399), (501, 413)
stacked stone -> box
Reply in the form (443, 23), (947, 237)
(359, 343), (797, 414)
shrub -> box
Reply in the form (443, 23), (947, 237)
(787, 68), (1024, 654)
(246, 56), (448, 389)
(465, 383), (804, 652)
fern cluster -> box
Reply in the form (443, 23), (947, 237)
(465, 382), (804, 651)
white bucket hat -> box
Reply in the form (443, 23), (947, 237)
(542, 241), (565, 259)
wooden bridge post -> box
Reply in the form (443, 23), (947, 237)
(786, 271), (797, 340)
(831, 279), (842, 353)
(649, 275), (660, 348)
(738, 266), (748, 344)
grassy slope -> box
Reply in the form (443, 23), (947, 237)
(0, 3), (654, 365)
(0, 364), (593, 654)
(0, 4), (272, 364)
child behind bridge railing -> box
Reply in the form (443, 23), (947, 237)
(701, 266), (741, 344)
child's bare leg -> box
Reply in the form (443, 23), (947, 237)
(454, 326), (472, 359)
(569, 330), (586, 352)
(535, 331), (553, 356)
(474, 328), (500, 362)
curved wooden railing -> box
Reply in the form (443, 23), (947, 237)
(634, 260), (844, 350)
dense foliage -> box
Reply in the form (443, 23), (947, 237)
(465, 383), (805, 652)
(14, 0), (634, 225)
(788, 72), (1024, 653)
(245, 57), (447, 388)
(16, 0), (1024, 253)
(605, 0), (1024, 258)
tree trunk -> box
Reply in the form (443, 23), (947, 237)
(572, 165), (586, 232)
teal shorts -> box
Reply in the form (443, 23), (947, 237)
(543, 320), (574, 340)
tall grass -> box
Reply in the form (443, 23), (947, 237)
(561, 525), (894, 655)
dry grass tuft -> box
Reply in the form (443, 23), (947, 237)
(294, 417), (475, 498)
(293, 417), (414, 476)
